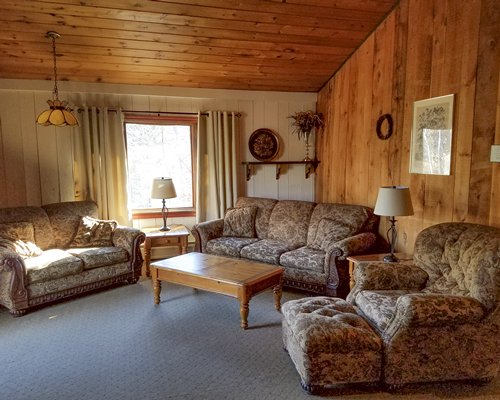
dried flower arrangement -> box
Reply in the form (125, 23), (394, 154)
(288, 110), (324, 140)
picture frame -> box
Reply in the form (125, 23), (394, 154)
(409, 94), (454, 175)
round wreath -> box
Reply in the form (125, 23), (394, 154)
(376, 114), (393, 140)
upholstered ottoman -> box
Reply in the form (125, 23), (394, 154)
(282, 297), (382, 394)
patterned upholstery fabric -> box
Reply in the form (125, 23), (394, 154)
(306, 203), (376, 246)
(43, 201), (98, 249)
(240, 239), (297, 264)
(355, 290), (416, 332)
(67, 247), (129, 270)
(112, 226), (145, 256)
(282, 297), (382, 389)
(0, 206), (55, 250)
(70, 216), (118, 248)
(24, 249), (83, 284)
(235, 197), (278, 239)
(267, 200), (316, 247)
(222, 206), (257, 238)
(0, 201), (145, 316)
(0, 222), (43, 258)
(28, 262), (130, 298)
(0, 221), (35, 241)
(346, 262), (428, 304)
(206, 237), (259, 257)
(349, 222), (500, 386)
(310, 218), (356, 250)
(414, 223), (500, 310)
(279, 246), (325, 273)
(192, 197), (381, 297)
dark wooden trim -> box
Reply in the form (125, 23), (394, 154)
(132, 210), (196, 219)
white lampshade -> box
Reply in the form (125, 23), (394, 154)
(151, 177), (177, 199)
(374, 186), (414, 217)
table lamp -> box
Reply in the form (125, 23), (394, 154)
(151, 177), (177, 231)
(374, 186), (414, 262)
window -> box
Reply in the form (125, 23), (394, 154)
(125, 116), (196, 215)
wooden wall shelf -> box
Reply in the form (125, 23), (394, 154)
(242, 159), (320, 180)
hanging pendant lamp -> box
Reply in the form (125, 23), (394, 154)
(36, 31), (79, 127)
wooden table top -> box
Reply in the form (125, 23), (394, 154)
(142, 224), (191, 238)
(347, 253), (413, 263)
(151, 252), (283, 286)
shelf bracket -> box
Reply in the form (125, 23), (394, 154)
(245, 164), (252, 181)
(305, 159), (319, 179)
(275, 164), (281, 180)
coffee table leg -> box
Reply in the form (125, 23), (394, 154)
(153, 278), (162, 305)
(239, 292), (249, 329)
(273, 284), (282, 312)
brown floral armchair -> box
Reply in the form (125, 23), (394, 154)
(347, 222), (500, 387)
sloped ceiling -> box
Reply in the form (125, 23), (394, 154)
(0, 0), (398, 92)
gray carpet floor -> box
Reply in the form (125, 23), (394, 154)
(1, 278), (499, 400)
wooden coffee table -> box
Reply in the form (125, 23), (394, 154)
(150, 252), (284, 329)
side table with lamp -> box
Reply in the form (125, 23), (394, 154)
(143, 177), (191, 277)
(347, 186), (414, 289)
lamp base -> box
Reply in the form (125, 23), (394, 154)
(159, 225), (171, 232)
(383, 253), (399, 263)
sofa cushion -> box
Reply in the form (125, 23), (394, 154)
(223, 206), (257, 238)
(310, 218), (356, 250)
(25, 249), (84, 284)
(280, 246), (325, 273)
(43, 201), (99, 248)
(0, 222), (43, 258)
(235, 197), (278, 239)
(267, 200), (316, 247)
(240, 239), (297, 265)
(356, 290), (416, 332)
(0, 206), (55, 250)
(68, 247), (129, 270)
(306, 203), (375, 246)
(206, 237), (260, 258)
(70, 216), (117, 248)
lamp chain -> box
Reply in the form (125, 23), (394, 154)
(51, 34), (59, 100)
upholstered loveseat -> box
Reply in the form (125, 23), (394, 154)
(0, 201), (145, 316)
(192, 196), (380, 297)
(347, 222), (500, 387)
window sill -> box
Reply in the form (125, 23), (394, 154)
(132, 209), (196, 220)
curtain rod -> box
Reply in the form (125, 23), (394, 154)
(77, 108), (241, 118)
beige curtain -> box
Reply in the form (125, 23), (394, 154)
(73, 106), (130, 225)
(195, 111), (239, 223)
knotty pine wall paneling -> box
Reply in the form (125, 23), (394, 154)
(317, 0), (499, 253)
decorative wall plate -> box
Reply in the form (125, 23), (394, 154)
(248, 128), (280, 161)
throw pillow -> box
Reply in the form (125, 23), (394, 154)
(223, 207), (257, 238)
(0, 222), (43, 258)
(310, 218), (356, 250)
(70, 216), (118, 248)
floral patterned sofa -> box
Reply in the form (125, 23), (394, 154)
(192, 197), (380, 297)
(347, 222), (500, 387)
(0, 201), (145, 316)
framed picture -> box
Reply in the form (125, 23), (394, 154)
(410, 94), (454, 175)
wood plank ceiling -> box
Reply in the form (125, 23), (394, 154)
(0, 0), (398, 92)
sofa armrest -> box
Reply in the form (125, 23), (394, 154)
(394, 293), (485, 327)
(346, 262), (428, 304)
(322, 232), (377, 298)
(112, 226), (145, 271)
(0, 249), (29, 313)
(191, 219), (224, 252)
(325, 232), (377, 259)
